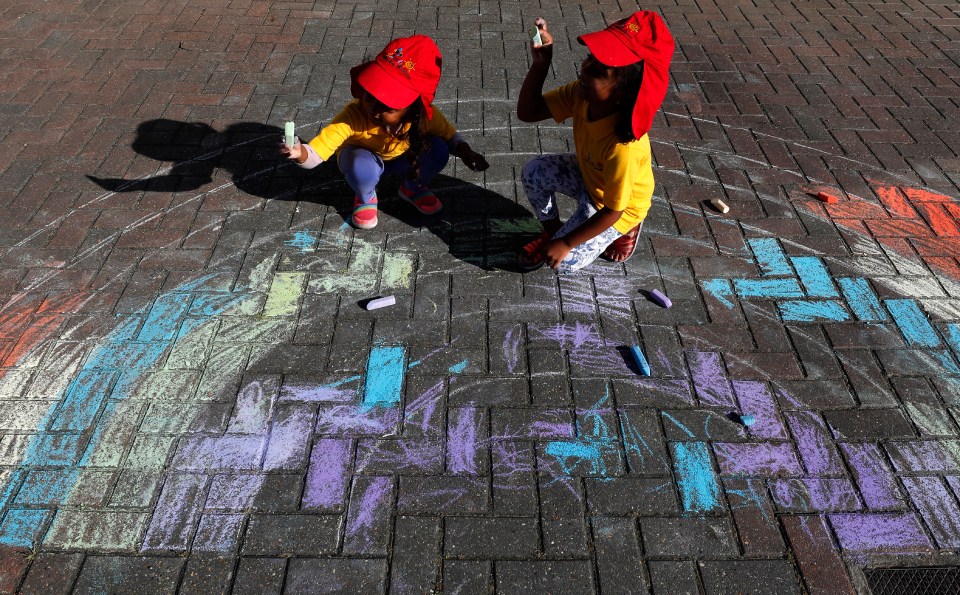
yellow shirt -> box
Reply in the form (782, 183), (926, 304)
(307, 100), (457, 162)
(543, 82), (655, 234)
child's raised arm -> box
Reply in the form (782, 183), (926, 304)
(517, 18), (554, 123)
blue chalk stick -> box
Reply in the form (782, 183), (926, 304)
(740, 414), (755, 427)
(650, 289), (672, 308)
(629, 345), (651, 376)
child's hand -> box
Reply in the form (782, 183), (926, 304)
(544, 237), (572, 269)
(280, 138), (302, 161)
(456, 143), (490, 172)
(530, 18), (553, 65)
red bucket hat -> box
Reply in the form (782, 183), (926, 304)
(350, 35), (443, 120)
(577, 11), (675, 139)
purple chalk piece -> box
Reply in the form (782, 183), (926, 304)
(365, 295), (395, 310)
(649, 289), (672, 308)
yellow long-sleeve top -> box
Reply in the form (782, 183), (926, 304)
(543, 82), (655, 234)
(307, 100), (458, 162)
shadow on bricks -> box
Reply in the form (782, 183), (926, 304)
(86, 118), (342, 200)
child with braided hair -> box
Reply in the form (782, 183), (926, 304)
(282, 35), (488, 229)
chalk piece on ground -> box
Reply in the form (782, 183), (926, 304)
(629, 345), (651, 376)
(816, 191), (839, 204)
(740, 414), (755, 426)
(365, 295), (396, 310)
(649, 288), (672, 308)
(284, 121), (296, 146)
(710, 198), (729, 213)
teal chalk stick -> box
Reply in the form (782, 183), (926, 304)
(629, 345), (651, 376)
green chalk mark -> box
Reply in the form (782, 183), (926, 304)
(264, 272), (306, 317)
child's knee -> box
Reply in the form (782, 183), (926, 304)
(521, 156), (544, 184)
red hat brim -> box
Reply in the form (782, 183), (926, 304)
(350, 60), (421, 110)
(577, 29), (641, 68)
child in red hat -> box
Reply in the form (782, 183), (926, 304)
(516, 12), (674, 271)
(281, 35), (488, 229)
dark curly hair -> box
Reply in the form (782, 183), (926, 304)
(613, 61), (645, 143)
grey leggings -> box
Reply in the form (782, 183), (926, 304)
(521, 153), (630, 274)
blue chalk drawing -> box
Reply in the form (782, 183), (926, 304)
(838, 278), (887, 322)
(671, 441), (723, 512)
(886, 299), (941, 348)
(790, 256), (838, 297)
(362, 345), (406, 406)
(285, 230), (317, 252)
(748, 238), (793, 276)
(448, 359), (469, 374)
(0, 275), (257, 548)
(777, 300), (850, 322)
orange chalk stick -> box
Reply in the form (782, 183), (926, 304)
(816, 192), (839, 204)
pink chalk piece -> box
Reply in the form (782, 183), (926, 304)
(650, 289), (672, 308)
(816, 191), (839, 204)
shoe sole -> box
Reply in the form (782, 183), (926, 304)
(398, 189), (442, 215)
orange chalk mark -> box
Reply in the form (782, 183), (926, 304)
(875, 186), (917, 218)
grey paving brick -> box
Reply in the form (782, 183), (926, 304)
(72, 556), (184, 595)
(445, 517), (540, 559)
(495, 560), (596, 594)
(699, 560), (802, 595)
(284, 558), (386, 595)
(241, 514), (339, 556)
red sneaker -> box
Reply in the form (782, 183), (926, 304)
(352, 196), (378, 229)
(398, 185), (442, 215)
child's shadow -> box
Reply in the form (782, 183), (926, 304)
(88, 119), (537, 271)
(86, 119), (341, 199)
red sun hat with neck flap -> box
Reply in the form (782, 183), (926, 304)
(577, 11), (675, 139)
(350, 35), (443, 120)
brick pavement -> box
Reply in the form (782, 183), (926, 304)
(0, 0), (959, 592)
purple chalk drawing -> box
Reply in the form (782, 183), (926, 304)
(839, 443), (903, 509)
(171, 435), (265, 471)
(713, 442), (803, 476)
(303, 439), (353, 509)
(533, 321), (604, 351)
(901, 476), (960, 549)
(687, 351), (737, 409)
(344, 476), (393, 553)
(206, 474), (266, 510)
(502, 325), (522, 373)
(785, 410), (845, 475)
(280, 377), (359, 402)
(355, 439), (444, 474)
(732, 380), (788, 439)
(771, 477), (862, 512)
(193, 513), (244, 552)
(227, 378), (278, 434)
(263, 406), (313, 470)
(403, 380), (445, 436)
(830, 512), (932, 553)
(316, 405), (400, 436)
(447, 407), (482, 475)
(142, 474), (207, 551)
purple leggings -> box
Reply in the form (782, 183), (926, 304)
(337, 135), (450, 204)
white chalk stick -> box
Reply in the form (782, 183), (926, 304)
(284, 121), (296, 146)
(711, 199), (729, 214)
(365, 295), (396, 310)
(650, 289), (672, 308)
(529, 26), (542, 47)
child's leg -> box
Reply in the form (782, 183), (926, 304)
(388, 136), (449, 215)
(338, 145), (384, 204)
(521, 153), (583, 227)
(553, 199), (631, 274)
(383, 135), (450, 188)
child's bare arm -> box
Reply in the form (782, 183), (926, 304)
(455, 142), (490, 172)
(517, 18), (554, 122)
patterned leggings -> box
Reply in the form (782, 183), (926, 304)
(521, 153), (631, 274)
